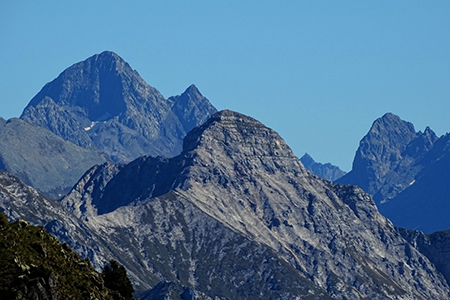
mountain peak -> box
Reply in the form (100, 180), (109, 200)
(300, 153), (347, 181)
(23, 51), (140, 117)
(90, 50), (133, 74)
(370, 112), (416, 137)
(184, 83), (200, 94)
(337, 113), (419, 198)
(300, 152), (315, 166)
(182, 110), (295, 160)
(60, 110), (450, 299)
(169, 85), (217, 135)
(20, 51), (217, 162)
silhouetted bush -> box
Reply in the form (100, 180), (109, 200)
(102, 259), (134, 300)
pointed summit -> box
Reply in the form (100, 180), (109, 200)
(20, 52), (217, 162)
(168, 84), (217, 134)
(24, 50), (143, 116)
(337, 112), (441, 207)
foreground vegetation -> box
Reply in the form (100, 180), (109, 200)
(0, 212), (134, 300)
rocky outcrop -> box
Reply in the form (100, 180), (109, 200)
(62, 110), (450, 299)
(20, 51), (217, 162)
(0, 118), (109, 199)
(300, 153), (346, 181)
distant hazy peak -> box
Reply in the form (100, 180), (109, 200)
(22, 51), (143, 119)
(168, 84), (217, 133)
(300, 153), (347, 181)
(368, 112), (416, 138)
(184, 83), (201, 95)
(20, 51), (217, 162)
(300, 153), (315, 166)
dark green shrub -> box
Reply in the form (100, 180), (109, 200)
(0, 211), (8, 227)
(102, 259), (134, 300)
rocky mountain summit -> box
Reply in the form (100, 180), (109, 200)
(337, 113), (437, 202)
(20, 51), (217, 162)
(0, 118), (108, 199)
(60, 110), (450, 299)
(337, 113), (450, 233)
(300, 153), (346, 181)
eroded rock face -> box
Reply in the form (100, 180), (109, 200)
(399, 228), (450, 288)
(21, 51), (217, 163)
(63, 110), (450, 299)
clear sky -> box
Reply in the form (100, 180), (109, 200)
(1, 1), (449, 171)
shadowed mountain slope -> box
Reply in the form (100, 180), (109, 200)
(0, 118), (109, 199)
(0, 210), (136, 300)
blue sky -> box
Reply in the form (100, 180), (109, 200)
(1, 1), (450, 171)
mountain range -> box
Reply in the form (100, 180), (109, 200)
(4, 109), (450, 299)
(2, 51), (450, 299)
(337, 112), (450, 233)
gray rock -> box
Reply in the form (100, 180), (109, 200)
(337, 113), (430, 202)
(168, 84), (217, 135)
(399, 228), (450, 288)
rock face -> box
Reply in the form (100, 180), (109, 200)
(0, 118), (109, 199)
(399, 228), (450, 289)
(20, 51), (217, 162)
(336, 113), (450, 233)
(300, 153), (346, 181)
(61, 110), (450, 299)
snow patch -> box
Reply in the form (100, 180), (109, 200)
(84, 122), (97, 131)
